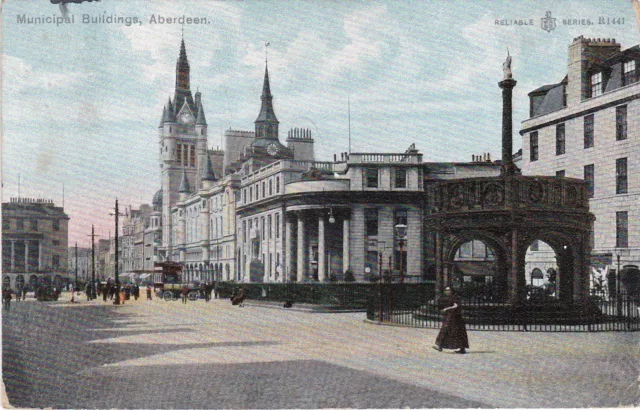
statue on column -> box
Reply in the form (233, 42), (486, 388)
(502, 49), (512, 80)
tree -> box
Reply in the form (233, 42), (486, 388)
(344, 269), (355, 282)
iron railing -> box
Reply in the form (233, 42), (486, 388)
(367, 286), (640, 332)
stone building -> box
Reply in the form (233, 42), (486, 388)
(2, 198), (69, 290)
(521, 36), (640, 290)
(145, 38), (433, 283)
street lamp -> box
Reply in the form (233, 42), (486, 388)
(395, 223), (407, 284)
(377, 241), (386, 322)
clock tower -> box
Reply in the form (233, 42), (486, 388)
(158, 37), (208, 259)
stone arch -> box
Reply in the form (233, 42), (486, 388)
(442, 230), (510, 301)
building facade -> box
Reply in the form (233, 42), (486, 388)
(521, 36), (640, 290)
(2, 197), (69, 290)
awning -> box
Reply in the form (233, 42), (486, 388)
(139, 274), (151, 279)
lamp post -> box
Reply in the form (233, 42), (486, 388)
(614, 248), (629, 317)
(87, 225), (100, 300)
(377, 241), (386, 323)
(110, 199), (125, 305)
(74, 242), (78, 290)
(395, 224), (407, 284)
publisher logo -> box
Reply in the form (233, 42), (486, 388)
(541, 11), (557, 33)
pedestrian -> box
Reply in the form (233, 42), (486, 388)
(133, 284), (139, 301)
(71, 287), (78, 303)
(124, 285), (131, 301)
(146, 285), (152, 300)
(3, 288), (13, 310)
(22, 286), (27, 301)
(231, 287), (245, 307)
(15, 287), (21, 303)
(86, 283), (91, 301)
(181, 285), (189, 304)
(433, 287), (469, 354)
(103, 284), (108, 302)
(119, 287), (126, 305)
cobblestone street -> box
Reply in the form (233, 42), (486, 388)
(3, 294), (639, 408)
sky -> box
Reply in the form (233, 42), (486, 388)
(2, 0), (639, 247)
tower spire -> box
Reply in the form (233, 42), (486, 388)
(254, 59), (279, 139)
(174, 36), (195, 115)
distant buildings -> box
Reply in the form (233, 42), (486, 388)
(2, 198), (69, 289)
(521, 36), (640, 289)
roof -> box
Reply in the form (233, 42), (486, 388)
(196, 101), (207, 126)
(201, 154), (217, 182)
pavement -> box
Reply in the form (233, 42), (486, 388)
(2, 291), (639, 409)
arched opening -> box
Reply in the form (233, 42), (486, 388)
(525, 239), (559, 300)
(29, 275), (38, 288)
(15, 275), (25, 291)
(524, 234), (574, 302)
(3, 276), (10, 289)
(450, 238), (504, 301)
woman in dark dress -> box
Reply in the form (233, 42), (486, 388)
(433, 287), (469, 354)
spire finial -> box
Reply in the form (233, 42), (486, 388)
(265, 42), (270, 64)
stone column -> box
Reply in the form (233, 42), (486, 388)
(25, 240), (30, 272)
(297, 214), (305, 282)
(318, 215), (326, 282)
(10, 240), (15, 271)
(342, 219), (350, 273)
(435, 233), (442, 298)
(285, 215), (293, 283)
(499, 77), (519, 176)
(38, 241), (42, 270)
(509, 229), (520, 303)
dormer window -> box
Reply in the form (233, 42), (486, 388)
(623, 60), (637, 85)
(590, 72), (603, 97)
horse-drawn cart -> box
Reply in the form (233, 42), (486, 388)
(153, 261), (200, 301)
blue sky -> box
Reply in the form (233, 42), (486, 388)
(2, 0), (639, 246)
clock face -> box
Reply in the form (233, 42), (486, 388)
(179, 112), (193, 125)
(266, 143), (279, 156)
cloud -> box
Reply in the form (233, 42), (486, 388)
(3, 54), (90, 94)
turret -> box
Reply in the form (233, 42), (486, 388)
(201, 154), (217, 191)
(254, 63), (279, 140)
(178, 168), (191, 202)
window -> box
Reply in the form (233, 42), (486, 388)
(268, 215), (272, 239)
(394, 209), (408, 226)
(243, 189), (247, 204)
(242, 220), (247, 242)
(52, 240), (60, 246)
(616, 158), (627, 194)
(584, 114), (594, 148)
(616, 211), (628, 248)
(275, 213), (280, 238)
(53, 219), (59, 231)
(261, 217), (265, 238)
(365, 208), (378, 236)
(2, 219), (9, 230)
(176, 144), (183, 165)
(556, 170), (565, 177)
(530, 132), (539, 162)
(556, 124), (565, 155)
(249, 187), (253, 202)
(190, 145), (196, 168)
(394, 168), (407, 188)
(590, 72), (603, 97)
(262, 182), (266, 198)
(584, 164), (594, 198)
(623, 60), (637, 85)
(52, 255), (60, 269)
(269, 179), (273, 196)
(365, 168), (378, 188)
(276, 177), (280, 193)
(616, 105), (627, 141)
